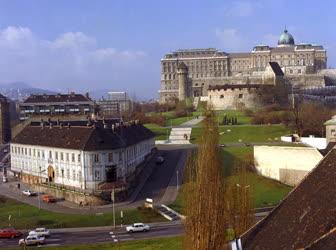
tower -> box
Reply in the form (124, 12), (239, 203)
(177, 62), (188, 101)
(0, 94), (11, 144)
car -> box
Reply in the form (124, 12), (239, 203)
(126, 223), (150, 233)
(22, 190), (37, 196)
(19, 235), (45, 246)
(42, 195), (56, 203)
(29, 228), (50, 237)
(0, 228), (22, 238)
(155, 156), (164, 165)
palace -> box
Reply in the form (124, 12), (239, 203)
(159, 29), (327, 103)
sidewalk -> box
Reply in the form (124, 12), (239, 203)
(177, 116), (204, 128)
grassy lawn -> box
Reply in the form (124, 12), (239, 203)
(144, 124), (170, 140)
(0, 196), (164, 230)
(170, 146), (292, 213)
(191, 124), (291, 144)
(4, 236), (182, 250)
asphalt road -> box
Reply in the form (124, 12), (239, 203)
(0, 222), (183, 248)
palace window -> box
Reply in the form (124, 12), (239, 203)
(93, 154), (99, 163)
(61, 152), (64, 161)
(55, 152), (58, 160)
(72, 153), (75, 162)
(66, 169), (70, 179)
(66, 153), (69, 162)
(239, 94), (243, 99)
(220, 95), (224, 99)
(95, 170), (101, 181)
(108, 153), (113, 162)
(78, 154), (81, 162)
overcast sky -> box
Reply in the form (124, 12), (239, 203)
(0, 0), (335, 100)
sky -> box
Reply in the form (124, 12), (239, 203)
(0, 0), (335, 100)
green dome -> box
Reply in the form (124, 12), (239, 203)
(278, 29), (295, 46)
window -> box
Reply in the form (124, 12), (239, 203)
(78, 154), (81, 163)
(108, 153), (113, 162)
(78, 171), (82, 182)
(25, 148), (27, 155)
(298, 69), (302, 74)
(220, 95), (224, 99)
(29, 149), (31, 156)
(72, 170), (76, 180)
(61, 152), (64, 161)
(239, 94), (243, 99)
(66, 153), (69, 162)
(95, 170), (101, 181)
(55, 152), (58, 160)
(93, 154), (99, 163)
(331, 129), (336, 136)
(42, 151), (45, 159)
(49, 151), (52, 159)
(66, 169), (70, 179)
(72, 153), (75, 162)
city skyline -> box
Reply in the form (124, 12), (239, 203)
(0, 0), (336, 99)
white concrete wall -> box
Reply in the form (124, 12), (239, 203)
(254, 146), (323, 185)
(280, 136), (327, 149)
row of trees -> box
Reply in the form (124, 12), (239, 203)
(183, 109), (254, 249)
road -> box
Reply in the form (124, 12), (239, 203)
(0, 222), (183, 248)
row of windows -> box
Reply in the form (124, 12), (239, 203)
(12, 146), (82, 163)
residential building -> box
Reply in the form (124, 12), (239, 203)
(18, 92), (95, 120)
(97, 91), (132, 117)
(10, 119), (155, 192)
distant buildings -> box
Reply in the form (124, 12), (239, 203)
(0, 94), (11, 144)
(97, 91), (132, 117)
(159, 29), (328, 104)
(18, 93), (95, 120)
(10, 119), (155, 193)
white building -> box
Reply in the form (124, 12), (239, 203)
(10, 119), (155, 192)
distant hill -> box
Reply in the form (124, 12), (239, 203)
(0, 82), (56, 101)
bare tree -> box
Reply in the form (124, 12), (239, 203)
(183, 109), (229, 250)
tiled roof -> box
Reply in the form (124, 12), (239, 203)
(11, 119), (155, 151)
(242, 148), (336, 249)
(23, 93), (93, 104)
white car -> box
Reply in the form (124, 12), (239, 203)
(19, 235), (45, 246)
(126, 223), (150, 233)
(29, 228), (50, 237)
(22, 190), (37, 196)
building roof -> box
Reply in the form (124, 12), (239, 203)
(11, 119), (155, 151)
(243, 148), (336, 249)
(23, 93), (93, 104)
(269, 62), (284, 76)
(278, 29), (295, 46)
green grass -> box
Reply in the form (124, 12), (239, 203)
(191, 124), (291, 144)
(166, 116), (193, 126)
(4, 236), (182, 250)
(144, 124), (170, 140)
(170, 146), (292, 213)
(0, 196), (164, 230)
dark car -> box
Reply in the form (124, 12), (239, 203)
(0, 228), (22, 238)
(155, 156), (165, 165)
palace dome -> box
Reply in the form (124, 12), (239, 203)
(278, 29), (295, 46)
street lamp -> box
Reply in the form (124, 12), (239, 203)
(38, 166), (46, 210)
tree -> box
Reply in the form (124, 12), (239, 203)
(183, 109), (229, 250)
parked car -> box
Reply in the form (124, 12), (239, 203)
(29, 228), (50, 237)
(22, 190), (37, 197)
(155, 156), (165, 165)
(126, 223), (150, 233)
(0, 228), (22, 238)
(19, 235), (45, 246)
(42, 195), (56, 203)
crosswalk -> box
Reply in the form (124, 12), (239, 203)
(109, 231), (133, 243)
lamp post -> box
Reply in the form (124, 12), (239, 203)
(38, 166), (46, 210)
